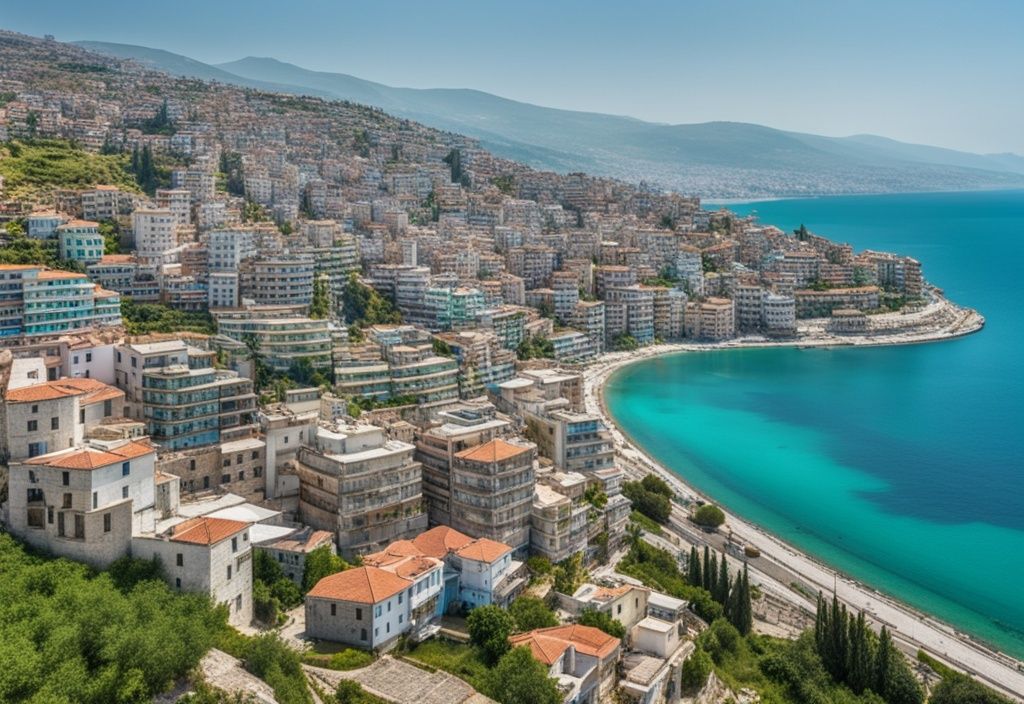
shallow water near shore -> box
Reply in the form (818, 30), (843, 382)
(606, 190), (1024, 658)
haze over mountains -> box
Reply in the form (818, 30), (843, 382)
(78, 40), (1024, 199)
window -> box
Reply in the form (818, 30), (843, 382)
(190, 459), (196, 471)
(232, 537), (238, 552)
(122, 462), (130, 476)
(386, 623), (390, 634)
(74, 514), (85, 539)
(103, 399), (112, 416)
(387, 601), (391, 612)
(86, 352), (92, 362)
(73, 355), (79, 364)
(356, 607), (362, 620)
(28, 443), (42, 458)
(254, 467), (262, 477)
(236, 454), (243, 464)
(223, 458), (231, 468)
(251, 451), (259, 460)
(63, 493), (72, 509)
(227, 565), (232, 580)
(361, 628), (367, 641)
(375, 606), (382, 617)
(57, 512), (65, 536)
(31, 404), (38, 413)
(617, 604), (622, 615)
(51, 417), (59, 430)
(221, 474), (230, 484)
(235, 594), (242, 612)
(399, 614), (403, 624)
(203, 476), (210, 489)
(176, 553), (183, 567)
(398, 593), (402, 605)
(79, 409), (85, 424)
(92, 492), (97, 509)
(27, 420), (37, 432)
(62, 471), (69, 486)
(122, 486), (129, 499)
(103, 513), (111, 532)
(330, 603), (336, 616)
(175, 577), (181, 589)
(238, 471), (245, 481)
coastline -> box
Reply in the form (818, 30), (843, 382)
(581, 298), (1024, 701)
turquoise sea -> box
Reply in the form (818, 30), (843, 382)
(605, 190), (1024, 658)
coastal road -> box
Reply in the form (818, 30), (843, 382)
(584, 343), (1024, 702)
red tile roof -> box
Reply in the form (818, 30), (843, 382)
(509, 624), (620, 664)
(411, 525), (473, 558)
(455, 538), (512, 564)
(170, 517), (249, 546)
(5, 378), (122, 405)
(306, 566), (411, 604)
(24, 440), (154, 470)
(455, 438), (532, 463)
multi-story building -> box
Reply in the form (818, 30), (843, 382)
(242, 256), (315, 309)
(296, 422), (428, 558)
(794, 286), (880, 318)
(56, 220), (104, 265)
(424, 286), (486, 331)
(573, 300), (606, 355)
(531, 482), (575, 563)
(435, 330), (516, 397)
(0, 265), (122, 338)
(476, 307), (527, 351)
(604, 285), (655, 346)
(208, 228), (257, 272)
(155, 188), (192, 226)
(734, 283), (766, 333)
(81, 186), (133, 222)
(132, 208), (177, 265)
(414, 402), (512, 527)
(510, 625), (622, 704)
(763, 293), (797, 335)
(450, 438), (536, 553)
(684, 297), (736, 340)
(5, 438), (157, 568)
(526, 409), (616, 474)
(216, 313), (333, 372)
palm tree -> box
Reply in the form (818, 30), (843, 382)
(242, 333), (270, 392)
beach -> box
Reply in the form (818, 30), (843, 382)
(581, 296), (1024, 701)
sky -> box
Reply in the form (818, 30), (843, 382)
(3, 0), (1023, 154)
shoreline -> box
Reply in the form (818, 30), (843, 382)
(580, 300), (1024, 701)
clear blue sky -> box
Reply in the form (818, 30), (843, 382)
(4, 0), (1023, 154)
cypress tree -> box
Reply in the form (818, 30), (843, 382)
(875, 625), (894, 697)
(737, 563), (753, 635)
(702, 546), (711, 592)
(727, 571), (742, 625)
(716, 553), (729, 605)
(688, 547), (702, 586)
(708, 553), (718, 595)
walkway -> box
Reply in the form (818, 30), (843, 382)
(305, 655), (495, 704)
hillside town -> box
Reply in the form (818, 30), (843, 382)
(0, 30), (996, 704)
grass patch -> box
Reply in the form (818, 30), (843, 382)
(630, 510), (665, 536)
(302, 647), (374, 671)
(404, 639), (490, 692)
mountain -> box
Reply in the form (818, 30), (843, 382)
(76, 41), (1024, 198)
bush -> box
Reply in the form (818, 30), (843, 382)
(623, 480), (671, 524)
(526, 555), (553, 577)
(467, 605), (515, 665)
(243, 634), (311, 704)
(576, 609), (626, 638)
(681, 645), (713, 691)
(509, 596), (559, 632)
(485, 647), (562, 704)
(693, 504), (726, 528)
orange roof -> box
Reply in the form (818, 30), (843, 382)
(510, 625), (620, 663)
(508, 632), (571, 666)
(0, 264), (39, 271)
(24, 440), (154, 470)
(35, 269), (87, 280)
(455, 438), (532, 464)
(307, 566), (411, 604)
(455, 538), (512, 564)
(5, 378), (122, 405)
(99, 254), (135, 264)
(363, 540), (424, 567)
(391, 555), (441, 580)
(57, 219), (99, 229)
(170, 517), (249, 546)
(412, 525), (473, 558)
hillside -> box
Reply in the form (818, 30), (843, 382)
(77, 41), (1024, 198)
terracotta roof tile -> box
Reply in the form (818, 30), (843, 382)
(411, 525), (473, 558)
(508, 632), (570, 665)
(6, 378), (122, 406)
(306, 566), (411, 604)
(455, 538), (512, 564)
(170, 517), (249, 546)
(510, 624), (620, 663)
(24, 440), (155, 470)
(455, 438), (532, 464)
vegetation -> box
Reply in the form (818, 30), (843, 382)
(552, 552), (588, 595)
(622, 476), (673, 524)
(302, 647), (374, 672)
(309, 276), (332, 319)
(242, 333), (272, 394)
(99, 219), (121, 254)
(335, 680), (388, 704)
(681, 643), (714, 691)
(252, 550), (302, 626)
(693, 503), (727, 528)
(486, 646), (561, 704)
(491, 174), (516, 195)
(141, 99), (175, 135)
(526, 555), (553, 577)
(0, 221), (78, 269)
(218, 150), (245, 196)
(121, 298), (217, 335)
(467, 605), (515, 665)
(0, 534), (223, 704)
(628, 509), (665, 536)
(0, 139), (138, 200)
(576, 608), (626, 638)
(583, 484), (608, 509)
(611, 332), (640, 351)
(405, 639), (490, 692)
(443, 148), (471, 188)
(238, 634), (312, 704)
(618, 539), (722, 623)
(342, 273), (402, 328)
(508, 596), (559, 632)
(516, 334), (555, 360)
(301, 545), (351, 594)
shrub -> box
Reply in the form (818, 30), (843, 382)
(693, 504), (726, 528)
(467, 605), (515, 665)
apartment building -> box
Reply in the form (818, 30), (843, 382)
(132, 208), (178, 265)
(604, 285), (655, 346)
(509, 625), (622, 703)
(81, 185), (133, 221)
(0, 265), (122, 338)
(241, 256), (315, 308)
(794, 286), (881, 318)
(155, 188), (192, 226)
(216, 313), (333, 372)
(424, 286), (486, 331)
(56, 220), (104, 265)
(296, 422), (428, 558)
(450, 438), (536, 553)
(684, 297), (736, 340)
(526, 409), (616, 475)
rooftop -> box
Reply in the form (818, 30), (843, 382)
(169, 516), (250, 546)
(23, 440), (154, 470)
(455, 438), (532, 463)
(306, 566), (411, 604)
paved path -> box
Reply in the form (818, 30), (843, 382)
(305, 655), (495, 704)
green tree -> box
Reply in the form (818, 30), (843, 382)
(688, 546), (703, 587)
(485, 647), (561, 704)
(928, 675), (1001, 704)
(242, 333), (272, 394)
(301, 546), (349, 594)
(693, 504), (726, 528)
(622, 480), (671, 524)
(680, 644), (713, 691)
(309, 276), (331, 319)
(467, 605), (515, 665)
(576, 609), (626, 639)
(715, 553), (730, 606)
(552, 553), (588, 595)
(509, 596), (558, 632)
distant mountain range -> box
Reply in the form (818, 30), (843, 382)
(76, 40), (1024, 198)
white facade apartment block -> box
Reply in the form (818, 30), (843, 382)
(132, 209), (177, 264)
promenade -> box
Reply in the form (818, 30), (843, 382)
(581, 297), (1024, 701)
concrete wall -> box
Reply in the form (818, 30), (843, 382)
(306, 591), (409, 650)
